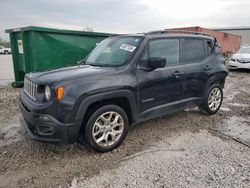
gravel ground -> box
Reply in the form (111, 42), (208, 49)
(0, 70), (250, 188)
(74, 130), (250, 188)
(0, 85), (20, 123)
(0, 55), (14, 84)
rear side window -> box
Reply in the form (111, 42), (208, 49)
(149, 39), (179, 66)
(182, 38), (205, 62)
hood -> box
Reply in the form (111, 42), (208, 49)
(232, 53), (250, 60)
(232, 53), (250, 63)
(26, 65), (115, 84)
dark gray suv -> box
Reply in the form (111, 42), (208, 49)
(19, 30), (228, 152)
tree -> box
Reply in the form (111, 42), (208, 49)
(0, 37), (10, 47)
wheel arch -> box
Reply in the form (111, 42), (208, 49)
(206, 73), (227, 89)
(75, 90), (138, 128)
(200, 73), (226, 103)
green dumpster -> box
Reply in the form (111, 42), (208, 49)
(5, 26), (114, 87)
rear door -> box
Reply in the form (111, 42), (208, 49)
(181, 38), (212, 100)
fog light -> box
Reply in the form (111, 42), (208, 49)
(37, 126), (54, 135)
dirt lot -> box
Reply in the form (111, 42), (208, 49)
(0, 55), (14, 85)
(0, 71), (250, 188)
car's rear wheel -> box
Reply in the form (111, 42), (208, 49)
(199, 84), (223, 115)
(83, 105), (129, 152)
(4, 50), (9, 55)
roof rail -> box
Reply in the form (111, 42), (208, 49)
(146, 29), (213, 37)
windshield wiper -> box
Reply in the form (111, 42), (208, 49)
(86, 63), (104, 67)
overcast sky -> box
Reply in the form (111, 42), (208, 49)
(1, 0), (250, 40)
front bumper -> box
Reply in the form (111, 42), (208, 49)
(228, 60), (250, 69)
(19, 99), (80, 144)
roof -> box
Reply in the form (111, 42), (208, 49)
(213, 26), (250, 31)
(119, 33), (214, 41)
(147, 34), (214, 40)
(115, 33), (214, 40)
(144, 30), (215, 40)
(5, 26), (115, 37)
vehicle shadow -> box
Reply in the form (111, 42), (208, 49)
(16, 108), (210, 157)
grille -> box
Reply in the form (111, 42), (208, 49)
(238, 59), (250, 64)
(24, 78), (37, 101)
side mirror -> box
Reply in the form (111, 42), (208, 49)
(148, 57), (166, 69)
(77, 59), (86, 65)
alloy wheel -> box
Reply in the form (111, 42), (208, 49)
(92, 111), (124, 147)
(208, 87), (222, 111)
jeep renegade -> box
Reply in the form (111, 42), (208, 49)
(19, 30), (228, 152)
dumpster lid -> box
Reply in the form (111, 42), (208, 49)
(5, 26), (115, 37)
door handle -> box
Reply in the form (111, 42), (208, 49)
(172, 70), (183, 78)
(203, 65), (213, 71)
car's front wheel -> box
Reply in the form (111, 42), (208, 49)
(83, 105), (129, 152)
(199, 84), (223, 115)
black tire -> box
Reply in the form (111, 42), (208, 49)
(199, 84), (223, 115)
(4, 51), (8, 55)
(83, 104), (129, 152)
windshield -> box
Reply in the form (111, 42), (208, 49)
(237, 47), (250, 54)
(85, 36), (143, 66)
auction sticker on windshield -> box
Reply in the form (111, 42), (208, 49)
(120, 44), (136, 52)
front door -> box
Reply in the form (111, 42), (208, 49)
(137, 38), (184, 116)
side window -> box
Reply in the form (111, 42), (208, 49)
(182, 38), (205, 62)
(149, 39), (180, 66)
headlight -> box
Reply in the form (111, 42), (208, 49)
(45, 85), (51, 101)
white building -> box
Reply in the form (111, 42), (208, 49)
(214, 27), (250, 46)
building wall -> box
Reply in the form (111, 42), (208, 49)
(214, 29), (250, 46)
